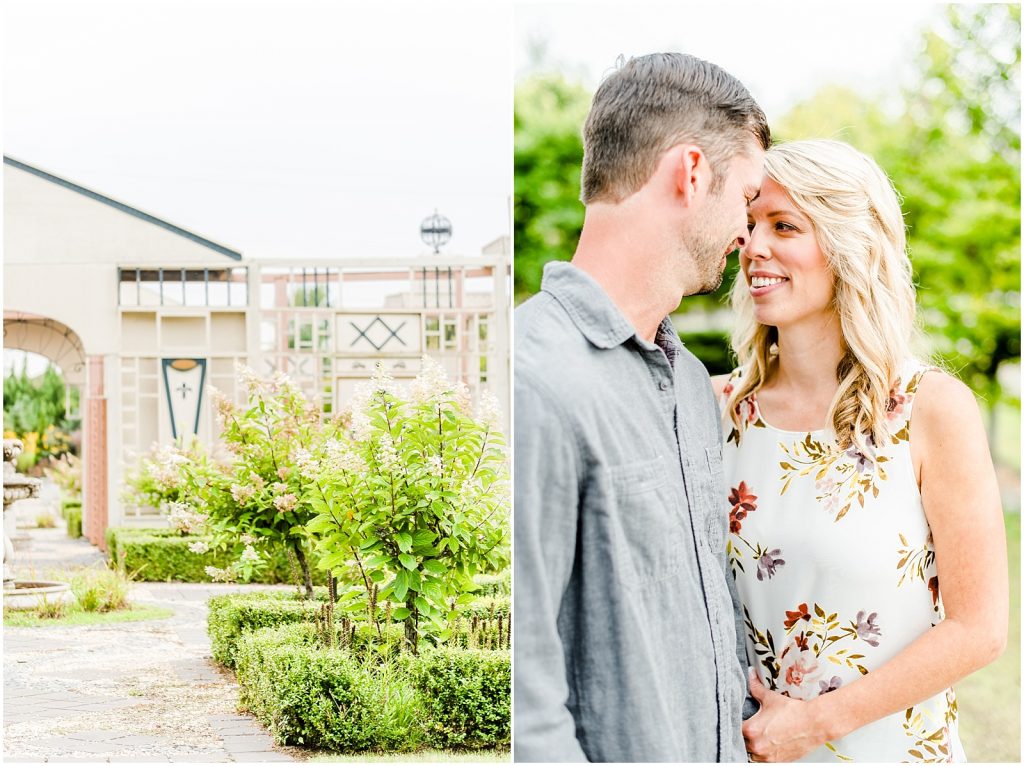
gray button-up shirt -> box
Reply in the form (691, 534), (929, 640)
(514, 261), (750, 763)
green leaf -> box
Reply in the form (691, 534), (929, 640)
(399, 553), (417, 570)
(392, 607), (411, 620)
(422, 559), (446, 576)
(414, 596), (430, 614)
(395, 532), (413, 553)
(394, 571), (409, 602)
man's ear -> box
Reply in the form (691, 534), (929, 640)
(672, 144), (710, 208)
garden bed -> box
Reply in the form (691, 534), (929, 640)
(234, 621), (509, 752)
(105, 527), (326, 584)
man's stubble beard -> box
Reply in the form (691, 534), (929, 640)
(680, 219), (730, 297)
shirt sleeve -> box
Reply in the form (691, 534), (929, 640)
(513, 371), (589, 762)
(725, 550), (759, 720)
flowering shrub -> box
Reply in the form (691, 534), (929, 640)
(303, 357), (509, 652)
(197, 366), (327, 596)
(121, 439), (208, 520)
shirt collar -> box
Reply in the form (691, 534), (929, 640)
(540, 260), (683, 355)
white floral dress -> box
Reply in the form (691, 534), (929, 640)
(721, 361), (964, 763)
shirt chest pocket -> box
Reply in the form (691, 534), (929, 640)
(607, 456), (686, 587)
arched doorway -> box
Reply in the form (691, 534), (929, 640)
(3, 311), (108, 548)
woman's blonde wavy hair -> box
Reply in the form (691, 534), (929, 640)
(725, 139), (919, 455)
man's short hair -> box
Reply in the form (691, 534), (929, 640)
(580, 52), (771, 204)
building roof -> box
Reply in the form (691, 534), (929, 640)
(3, 155), (242, 260)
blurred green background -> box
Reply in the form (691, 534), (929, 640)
(515, 4), (1020, 761)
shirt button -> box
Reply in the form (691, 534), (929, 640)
(659, 379), (671, 391)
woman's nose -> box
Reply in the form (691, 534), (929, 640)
(743, 227), (770, 260)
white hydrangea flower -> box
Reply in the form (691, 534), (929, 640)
(350, 410), (374, 442)
(204, 565), (230, 582)
(292, 448), (320, 481)
(376, 434), (401, 474)
(188, 540), (210, 554)
(274, 493), (298, 513)
(323, 439), (367, 474)
(370, 361), (396, 395)
(408, 355), (450, 404)
(477, 389), (503, 430)
(240, 544), (261, 564)
(234, 362), (262, 392)
(240, 533), (258, 545)
(210, 387), (236, 426)
(165, 502), (207, 534)
(452, 381), (472, 413)
(231, 483), (256, 504)
(427, 454), (444, 478)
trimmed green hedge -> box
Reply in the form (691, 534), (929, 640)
(66, 507), (82, 539)
(60, 498), (82, 521)
(472, 571), (510, 597)
(411, 648), (511, 749)
(234, 623), (509, 752)
(104, 527), (324, 586)
(208, 590), (326, 667)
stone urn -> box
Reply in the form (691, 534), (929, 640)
(3, 439), (74, 608)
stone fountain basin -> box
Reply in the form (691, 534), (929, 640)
(3, 581), (75, 610)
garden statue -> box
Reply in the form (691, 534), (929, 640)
(3, 438), (73, 606)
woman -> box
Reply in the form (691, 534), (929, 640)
(712, 139), (1007, 762)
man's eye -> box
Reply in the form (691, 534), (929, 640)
(746, 222), (755, 233)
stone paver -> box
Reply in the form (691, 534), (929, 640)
(4, 525), (302, 763)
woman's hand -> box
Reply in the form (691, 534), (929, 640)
(742, 672), (831, 762)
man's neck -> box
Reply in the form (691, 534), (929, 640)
(571, 207), (681, 343)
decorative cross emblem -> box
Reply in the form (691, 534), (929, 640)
(349, 317), (407, 351)
(176, 382), (193, 400)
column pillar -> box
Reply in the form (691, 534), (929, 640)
(84, 355), (108, 550)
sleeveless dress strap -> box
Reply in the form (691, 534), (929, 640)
(887, 361), (941, 435)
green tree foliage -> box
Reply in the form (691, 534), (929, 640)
(513, 73), (590, 302)
(3, 363), (76, 435)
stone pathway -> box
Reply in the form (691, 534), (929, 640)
(4, 526), (302, 763)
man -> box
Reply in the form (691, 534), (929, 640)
(514, 53), (770, 762)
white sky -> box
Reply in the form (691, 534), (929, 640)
(3, 0), (512, 261)
(515, 2), (942, 123)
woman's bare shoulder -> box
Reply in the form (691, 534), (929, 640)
(711, 374), (731, 400)
(910, 368), (985, 451)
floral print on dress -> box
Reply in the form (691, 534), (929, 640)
(724, 378), (766, 445)
(726, 481), (786, 580)
(745, 602), (879, 701)
(778, 431), (891, 521)
(903, 692), (959, 763)
(898, 532), (944, 617)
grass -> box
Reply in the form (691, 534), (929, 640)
(956, 512), (1020, 763)
(3, 603), (173, 628)
(309, 749), (509, 762)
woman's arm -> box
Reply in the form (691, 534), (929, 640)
(743, 371), (1008, 762)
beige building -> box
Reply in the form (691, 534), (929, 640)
(3, 156), (509, 547)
